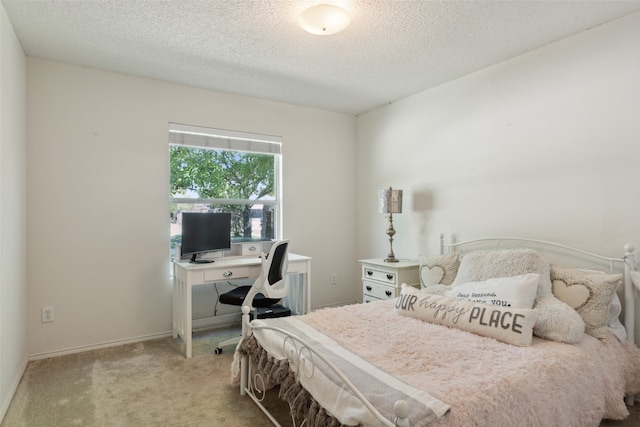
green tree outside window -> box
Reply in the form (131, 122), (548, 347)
(170, 146), (276, 240)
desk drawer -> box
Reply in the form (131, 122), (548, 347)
(204, 266), (251, 282)
(239, 241), (275, 256)
(362, 280), (397, 300)
(241, 243), (262, 256)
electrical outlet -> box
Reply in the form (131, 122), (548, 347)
(41, 306), (54, 323)
(331, 273), (337, 285)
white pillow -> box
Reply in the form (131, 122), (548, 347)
(632, 271), (640, 288)
(445, 273), (539, 309)
(608, 293), (626, 342)
(396, 284), (539, 347)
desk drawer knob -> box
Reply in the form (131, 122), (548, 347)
(385, 290), (392, 297)
(366, 270), (373, 276)
(223, 271), (233, 278)
(366, 285), (372, 291)
(386, 274), (394, 281)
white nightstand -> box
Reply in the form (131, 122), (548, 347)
(358, 258), (420, 303)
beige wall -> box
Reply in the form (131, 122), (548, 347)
(26, 59), (358, 357)
(0, 3), (28, 420)
(356, 12), (640, 341)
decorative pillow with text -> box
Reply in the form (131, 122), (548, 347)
(395, 284), (538, 347)
(445, 273), (539, 309)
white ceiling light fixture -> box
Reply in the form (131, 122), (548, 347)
(298, 4), (351, 35)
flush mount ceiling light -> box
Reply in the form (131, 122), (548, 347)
(297, 4), (351, 35)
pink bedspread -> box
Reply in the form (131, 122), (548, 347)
(300, 300), (640, 427)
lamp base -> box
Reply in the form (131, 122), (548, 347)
(383, 213), (398, 263)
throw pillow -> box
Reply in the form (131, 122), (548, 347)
(444, 273), (539, 309)
(572, 268), (626, 342)
(452, 249), (585, 344)
(551, 266), (621, 341)
(395, 285), (538, 346)
(419, 253), (460, 289)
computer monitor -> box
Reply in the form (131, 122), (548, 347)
(180, 212), (231, 263)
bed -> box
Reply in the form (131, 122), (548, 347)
(232, 236), (640, 426)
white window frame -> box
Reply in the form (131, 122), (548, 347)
(169, 123), (283, 241)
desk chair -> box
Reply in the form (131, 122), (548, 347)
(214, 240), (290, 354)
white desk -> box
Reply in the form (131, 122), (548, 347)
(173, 253), (311, 358)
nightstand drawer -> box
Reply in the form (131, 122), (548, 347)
(362, 267), (398, 285)
(363, 295), (383, 304)
(362, 280), (397, 300)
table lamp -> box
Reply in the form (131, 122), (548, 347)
(378, 187), (403, 262)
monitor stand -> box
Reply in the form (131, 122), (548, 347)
(190, 254), (215, 264)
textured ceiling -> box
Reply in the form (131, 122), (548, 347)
(4, 0), (640, 115)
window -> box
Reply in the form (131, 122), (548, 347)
(169, 123), (282, 260)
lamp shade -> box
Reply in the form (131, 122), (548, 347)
(378, 188), (403, 214)
(297, 4), (351, 35)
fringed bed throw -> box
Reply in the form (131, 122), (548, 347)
(239, 335), (356, 427)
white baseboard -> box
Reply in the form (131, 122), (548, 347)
(27, 314), (244, 361)
(28, 331), (174, 361)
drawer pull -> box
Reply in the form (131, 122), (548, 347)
(248, 246), (257, 252)
(223, 271), (233, 278)
(366, 285), (372, 291)
(366, 270), (373, 276)
(385, 290), (392, 297)
(386, 274), (394, 281)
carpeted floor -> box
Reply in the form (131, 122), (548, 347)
(2, 325), (639, 426)
(1, 326), (291, 427)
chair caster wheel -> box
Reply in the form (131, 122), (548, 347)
(214, 347), (222, 355)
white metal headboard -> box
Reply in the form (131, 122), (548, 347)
(438, 234), (638, 346)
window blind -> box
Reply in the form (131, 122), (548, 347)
(169, 123), (282, 155)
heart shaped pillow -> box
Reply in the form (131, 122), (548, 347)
(420, 265), (444, 287)
(552, 279), (592, 311)
(551, 266), (621, 341)
(419, 253), (459, 289)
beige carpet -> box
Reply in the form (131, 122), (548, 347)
(2, 325), (639, 426)
(1, 326), (291, 427)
